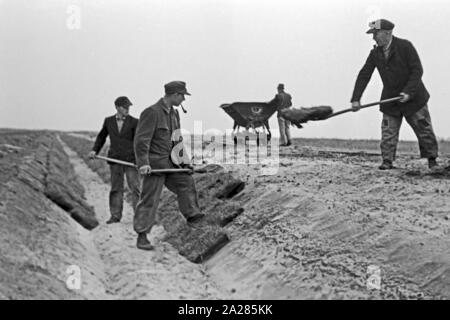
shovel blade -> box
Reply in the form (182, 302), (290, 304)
(280, 106), (334, 128)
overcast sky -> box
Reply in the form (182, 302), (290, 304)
(1, 0), (449, 140)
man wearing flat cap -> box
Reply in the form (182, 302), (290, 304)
(133, 81), (204, 250)
(271, 83), (293, 146)
(351, 19), (439, 170)
(89, 96), (140, 224)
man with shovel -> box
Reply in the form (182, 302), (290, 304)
(351, 19), (439, 170)
(88, 96), (140, 224)
(133, 81), (204, 251)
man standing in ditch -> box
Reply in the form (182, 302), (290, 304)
(271, 83), (292, 147)
(351, 19), (439, 170)
(133, 81), (205, 251)
(88, 96), (140, 224)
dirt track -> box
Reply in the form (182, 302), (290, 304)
(60, 138), (226, 299)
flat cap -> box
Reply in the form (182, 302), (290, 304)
(164, 81), (191, 96)
(114, 96), (132, 107)
(366, 19), (395, 34)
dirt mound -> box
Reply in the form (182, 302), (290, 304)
(156, 166), (246, 262)
(0, 131), (103, 299)
(1, 131), (97, 229)
(204, 147), (450, 299)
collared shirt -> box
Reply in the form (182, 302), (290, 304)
(116, 114), (126, 133)
(383, 37), (393, 59)
(134, 98), (181, 169)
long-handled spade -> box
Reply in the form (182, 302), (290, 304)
(280, 96), (402, 128)
(326, 96), (403, 119)
(94, 155), (192, 174)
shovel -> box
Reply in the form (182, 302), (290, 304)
(326, 96), (403, 119)
(281, 96), (402, 128)
(94, 155), (192, 174)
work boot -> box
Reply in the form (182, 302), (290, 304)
(187, 213), (205, 225)
(286, 140), (292, 146)
(106, 217), (120, 224)
(136, 233), (154, 251)
(428, 157), (438, 169)
(378, 160), (393, 170)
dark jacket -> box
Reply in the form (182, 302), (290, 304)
(270, 92), (292, 116)
(134, 99), (181, 169)
(92, 115), (139, 163)
(351, 36), (430, 117)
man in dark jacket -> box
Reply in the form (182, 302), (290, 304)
(88, 96), (140, 224)
(351, 19), (438, 170)
(270, 83), (293, 146)
(133, 81), (204, 251)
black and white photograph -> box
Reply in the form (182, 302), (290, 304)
(0, 0), (449, 303)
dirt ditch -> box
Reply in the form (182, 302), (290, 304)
(0, 131), (102, 299)
(1, 130), (449, 299)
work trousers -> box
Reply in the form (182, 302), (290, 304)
(109, 164), (140, 220)
(278, 116), (291, 145)
(380, 105), (438, 162)
(133, 172), (201, 234)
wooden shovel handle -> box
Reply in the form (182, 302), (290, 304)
(326, 96), (402, 119)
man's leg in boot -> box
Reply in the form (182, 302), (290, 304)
(134, 174), (165, 250)
(278, 117), (288, 146)
(285, 120), (292, 146)
(380, 113), (402, 169)
(165, 173), (203, 224)
(108, 164), (125, 223)
(125, 166), (141, 212)
(405, 105), (439, 167)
